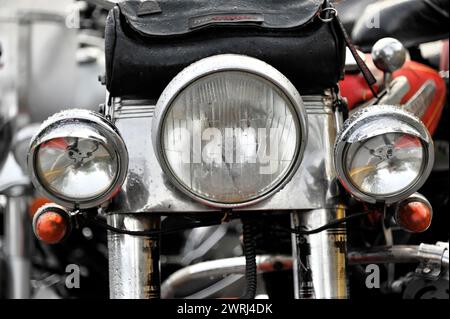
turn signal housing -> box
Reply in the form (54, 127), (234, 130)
(33, 204), (72, 244)
(395, 193), (432, 233)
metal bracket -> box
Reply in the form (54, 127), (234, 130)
(416, 242), (449, 280)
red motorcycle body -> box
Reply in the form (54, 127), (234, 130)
(340, 56), (446, 135)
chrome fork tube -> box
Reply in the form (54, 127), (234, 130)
(291, 206), (348, 299)
(4, 193), (31, 299)
(107, 214), (161, 299)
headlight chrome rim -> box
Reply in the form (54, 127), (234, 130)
(334, 105), (434, 204)
(28, 109), (128, 209)
(152, 54), (308, 208)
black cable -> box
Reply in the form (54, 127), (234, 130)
(277, 211), (370, 235)
(85, 215), (226, 237)
(84, 210), (369, 237)
(241, 218), (257, 299)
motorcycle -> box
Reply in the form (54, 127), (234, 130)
(6, 0), (450, 299)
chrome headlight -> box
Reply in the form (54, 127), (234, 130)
(152, 54), (308, 208)
(334, 105), (434, 204)
(28, 110), (128, 209)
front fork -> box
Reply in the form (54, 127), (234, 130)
(106, 208), (349, 299)
(107, 213), (161, 299)
(291, 206), (348, 299)
(4, 192), (31, 299)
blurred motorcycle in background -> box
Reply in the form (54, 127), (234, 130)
(0, 0), (448, 299)
(0, 0), (107, 298)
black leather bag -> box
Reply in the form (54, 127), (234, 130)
(105, 0), (346, 99)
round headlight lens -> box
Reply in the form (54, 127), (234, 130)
(36, 133), (118, 200)
(28, 110), (128, 209)
(162, 71), (299, 204)
(154, 55), (307, 207)
(345, 133), (424, 195)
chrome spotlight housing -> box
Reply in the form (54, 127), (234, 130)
(152, 54), (308, 208)
(334, 105), (434, 204)
(28, 109), (128, 209)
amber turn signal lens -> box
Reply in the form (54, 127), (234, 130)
(33, 204), (71, 244)
(395, 200), (432, 233)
